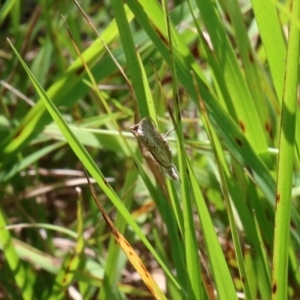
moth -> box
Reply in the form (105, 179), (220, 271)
(130, 116), (180, 181)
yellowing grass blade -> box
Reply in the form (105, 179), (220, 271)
(84, 169), (167, 300)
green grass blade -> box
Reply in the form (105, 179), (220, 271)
(0, 207), (34, 300)
(251, 0), (286, 100)
(48, 192), (85, 299)
(193, 0), (269, 156)
(271, 3), (300, 299)
(110, 0), (149, 117)
(188, 160), (238, 300)
(223, 0), (270, 132)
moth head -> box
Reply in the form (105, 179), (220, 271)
(129, 123), (141, 138)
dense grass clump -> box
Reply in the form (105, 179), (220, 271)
(1, 1), (300, 299)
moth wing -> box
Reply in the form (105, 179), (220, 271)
(164, 164), (180, 181)
(130, 116), (176, 170)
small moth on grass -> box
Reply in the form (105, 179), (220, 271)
(130, 116), (180, 181)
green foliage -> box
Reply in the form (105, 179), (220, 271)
(1, 0), (299, 299)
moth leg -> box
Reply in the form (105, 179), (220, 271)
(162, 127), (175, 138)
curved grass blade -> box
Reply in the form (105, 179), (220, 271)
(7, 38), (181, 292)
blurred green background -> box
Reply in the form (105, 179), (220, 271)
(0, 0), (299, 299)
